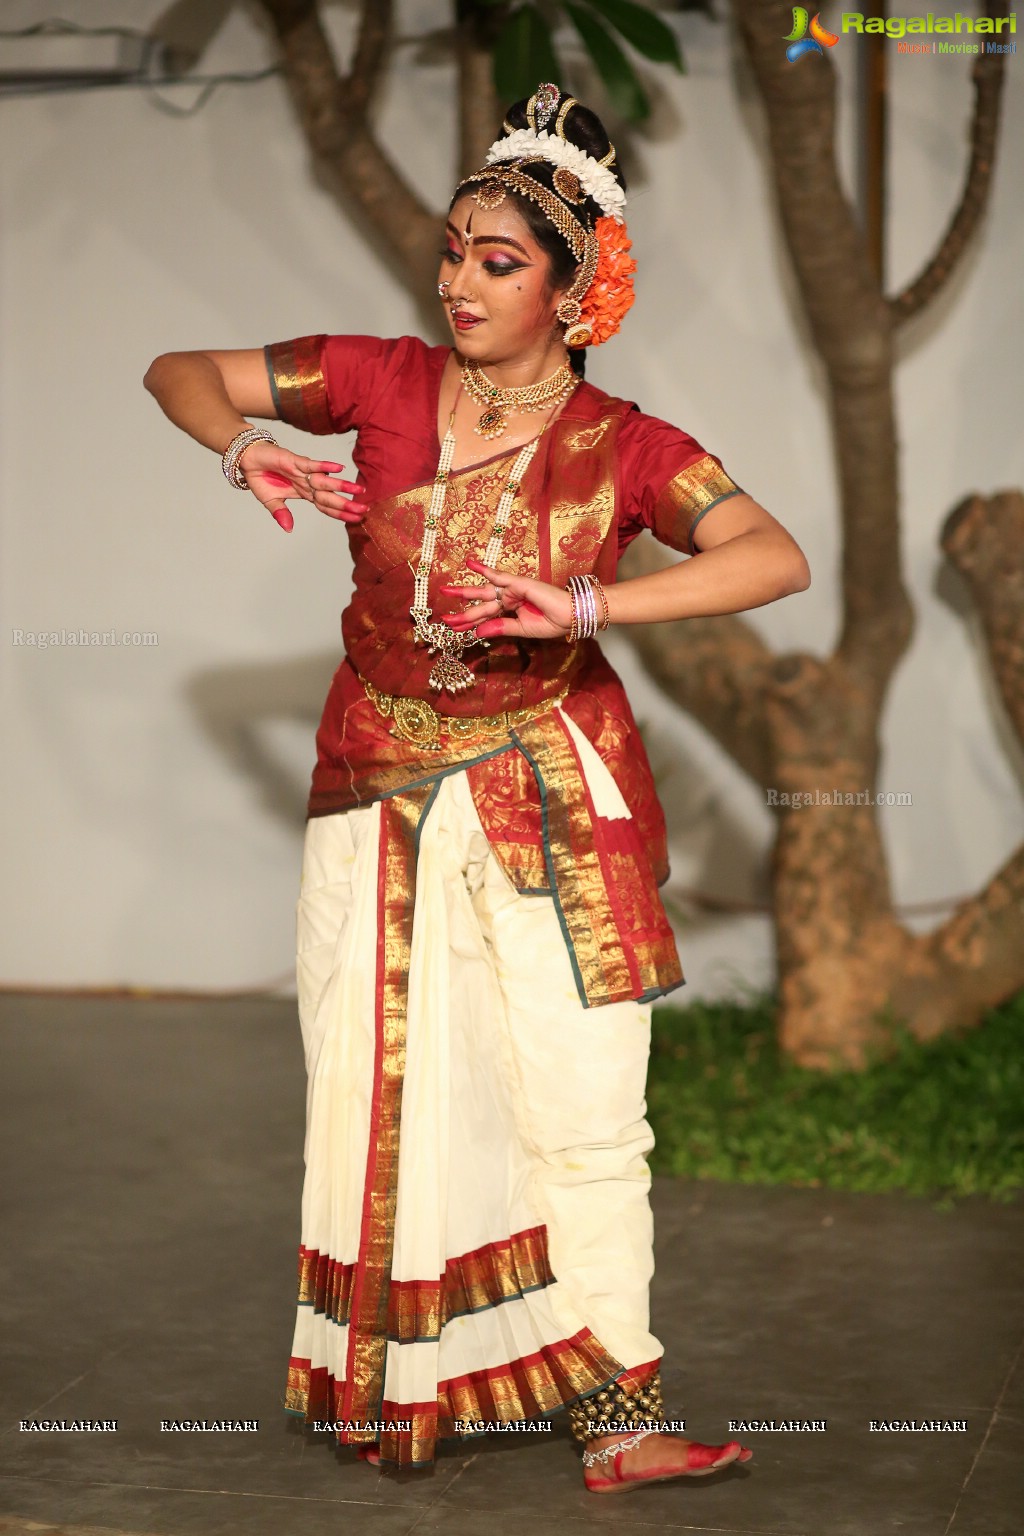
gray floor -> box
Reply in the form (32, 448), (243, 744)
(0, 993), (1021, 1536)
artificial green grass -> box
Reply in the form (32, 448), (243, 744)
(646, 988), (1024, 1208)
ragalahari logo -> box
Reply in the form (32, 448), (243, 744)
(785, 7), (840, 61)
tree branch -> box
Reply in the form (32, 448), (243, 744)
(941, 488), (1024, 744)
(892, 841), (1024, 1042)
(878, 485), (1024, 1041)
(617, 537), (777, 785)
(888, 1), (1009, 326)
(731, 0), (913, 692)
(344, 0), (392, 117)
(455, 1), (503, 178)
(258, 0), (439, 293)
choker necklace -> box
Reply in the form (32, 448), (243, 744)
(410, 380), (562, 694)
(462, 357), (576, 440)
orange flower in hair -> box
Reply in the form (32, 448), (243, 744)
(580, 216), (638, 346)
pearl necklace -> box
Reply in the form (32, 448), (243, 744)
(410, 379), (572, 694)
(463, 357), (576, 440)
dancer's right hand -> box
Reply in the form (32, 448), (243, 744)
(235, 441), (367, 532)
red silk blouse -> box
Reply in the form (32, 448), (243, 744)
(263, 333), (744, 1004)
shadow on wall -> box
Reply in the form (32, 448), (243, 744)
(184, 651), (342, 828)
(641, 713), (773, 920)
(183, 646), (771, 932)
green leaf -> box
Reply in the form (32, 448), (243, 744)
(582, 0), (685, 71)
(492, 4), (562, 105)
(564, 2), (650, 121)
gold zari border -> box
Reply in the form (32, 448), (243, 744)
(654, 454), (743, 554)
(294, 1224), (556, 1342)
(264, 336), (334, 435)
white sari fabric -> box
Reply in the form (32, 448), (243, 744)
(284, 706), (664, 1467)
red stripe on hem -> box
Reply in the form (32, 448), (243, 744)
(340, 811), (391, 1421)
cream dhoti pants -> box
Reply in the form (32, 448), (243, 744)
(285, 709), (664, 1466)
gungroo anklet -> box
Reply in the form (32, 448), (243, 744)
(567, 1368), (665, 1444)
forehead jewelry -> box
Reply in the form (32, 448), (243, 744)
(473, 178), (506, 212)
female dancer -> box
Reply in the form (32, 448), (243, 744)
(145, 84), (809, 1494)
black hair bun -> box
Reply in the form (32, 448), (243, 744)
(503, 87), (627, 196)
(489, 87), (625, 237)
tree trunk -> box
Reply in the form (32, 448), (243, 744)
(455, 1), (503, 177)
(619, 0), (1021, 1067)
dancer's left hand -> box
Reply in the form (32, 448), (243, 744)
(438, 557), (574, 642)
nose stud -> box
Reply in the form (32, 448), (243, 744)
(438, 280), (450, 298)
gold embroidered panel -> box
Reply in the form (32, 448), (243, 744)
(653, 454), (743, 554)
(264, 336), (334, 435)
(544, 414), (621, 586)
(343, 438), (587, 713)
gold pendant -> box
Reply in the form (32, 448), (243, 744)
(429, 653), (476, 693)
(418, 620), (484, 695)
(475, 404), (506, 439)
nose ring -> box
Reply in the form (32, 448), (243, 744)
(438, 280), (450, 298)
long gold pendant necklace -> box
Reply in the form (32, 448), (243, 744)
(410, 372), (575, 694)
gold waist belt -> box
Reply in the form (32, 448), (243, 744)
(361, 673), (569, 752)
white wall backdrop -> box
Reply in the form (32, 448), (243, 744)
(1, 1), (1022, 996)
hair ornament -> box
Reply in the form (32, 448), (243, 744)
(528, 82), (561, 132)
(552, 166), (585, 204)
(554, 96), (578, 137)
(580, 216), (638, 346)
(484, 128), (627, 223)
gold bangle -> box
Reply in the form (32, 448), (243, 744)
(590, 575), (610, 631)
(565, 582), (579, 645)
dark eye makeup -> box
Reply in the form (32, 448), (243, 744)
(437, 247), (526, 276)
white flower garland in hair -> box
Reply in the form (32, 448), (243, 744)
(484, 129), (626, 223)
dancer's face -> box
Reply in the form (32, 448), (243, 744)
(440, 194), (574, 365)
